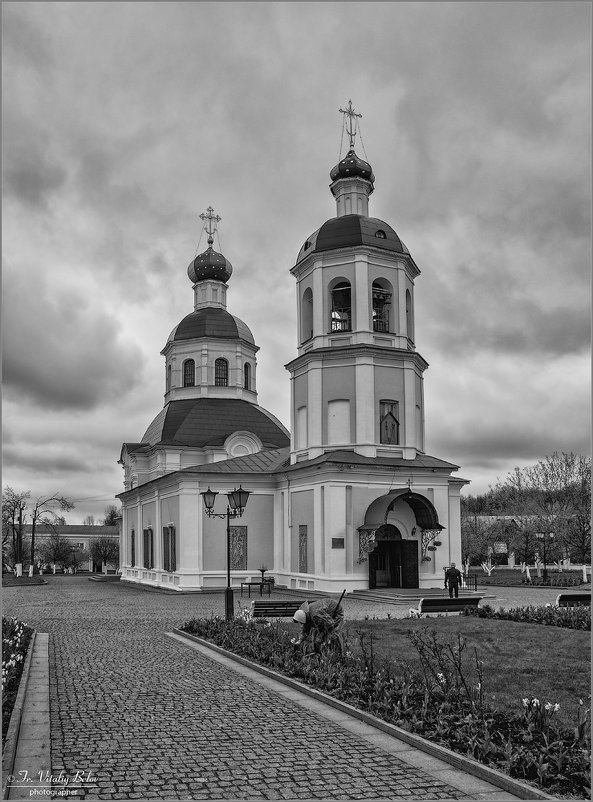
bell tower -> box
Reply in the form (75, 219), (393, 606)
(286, 103), (427, 464)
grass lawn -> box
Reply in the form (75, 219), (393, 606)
(280, 616), (590, 729)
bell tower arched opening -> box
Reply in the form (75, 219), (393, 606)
(330, 280), (352, 332)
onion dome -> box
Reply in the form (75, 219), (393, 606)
(330, 149), (375, 183)
(187, 245), (233, 284)
(297, 215), (408, 262)
(167, 307), (255, 345)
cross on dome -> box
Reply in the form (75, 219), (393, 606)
(339, 100), (362, 149)
(199, 206), (222, 247)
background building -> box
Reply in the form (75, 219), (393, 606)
(22, 524), (120, 573)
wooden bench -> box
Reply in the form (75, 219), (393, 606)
(410, 596), (483, 616)
(251, 599), (304, 618)
(555, 592), (591, 607)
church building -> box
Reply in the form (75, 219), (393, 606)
(117, 104), (467, 594)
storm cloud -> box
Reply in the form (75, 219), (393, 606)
(2, 2), (590, 521)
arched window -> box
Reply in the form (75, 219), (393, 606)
(243, 362), (251, 390)
(330, 281), (351, 332)
(167, 364), (172, 391)
(406, 289), (413, 340)
(379, 400), (399, 445)
(183, 359), (195, 387)
(375, 229), (386, 239)
(372, 280), (391, 333)
(215, 358), (229, 386)
(302, 287), (313, 342)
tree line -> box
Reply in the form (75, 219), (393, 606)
(2, 487), (120, 576)
(461, 452), (591, 577)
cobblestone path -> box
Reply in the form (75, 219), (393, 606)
(4, 578), (473, 801)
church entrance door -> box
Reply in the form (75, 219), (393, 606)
(369, 528), (419, 589)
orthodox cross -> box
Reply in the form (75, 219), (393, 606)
(199, 206), (221, 246)
(339, 100), (362, 149)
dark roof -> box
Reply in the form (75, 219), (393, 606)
(184, 447), (291, 475)
(167, 307), (255, 345)
(187, 246), (232, 284)
(282, 449), (460, 474)
(141, 399), (290, 449)
(330, 149), (375, 183)
(297, 215), (406, 262)
(23, 525), (119, 535)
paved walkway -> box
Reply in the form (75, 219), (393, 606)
(2, 577), (554, 801)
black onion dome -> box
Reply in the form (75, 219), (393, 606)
(167, 307), (255, 345)
(297, 215), (408, 262)
(330, 149), (375, 183)
(188, 246), (233, 283)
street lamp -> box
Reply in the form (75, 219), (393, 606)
(200, 486), (250, 620)
(536, 531), (554, 582)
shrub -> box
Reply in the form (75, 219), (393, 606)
(180, 617), (590, 798)
(461, 604), (590, 631)
(2, 617), (33, 745)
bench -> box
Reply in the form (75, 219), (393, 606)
(410, 596), (483, 616)
(251, 599), (304, 618)
(555, 592), (591, 607)
(240, 580), (272, 598)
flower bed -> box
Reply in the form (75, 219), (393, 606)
(180, 616), (591, 798)
(461, 603), (590, 630)
(2, 617), (34, 745)
(470, 570), (586, 588)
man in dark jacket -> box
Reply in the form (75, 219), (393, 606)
(444, 562), (463, 598)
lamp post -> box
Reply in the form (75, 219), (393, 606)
(536, 531), (554, 582)
(200, 485), (250, 620)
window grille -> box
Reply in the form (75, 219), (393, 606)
(215, 358), (229, 386)
(143, 528), (154, 569)
(162, 525), (176, 572)
(183, 359), (195, 387)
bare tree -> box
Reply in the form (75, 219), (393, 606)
(39, 533), (73, 574)
(68, 547), (90, 573)
(83, 515), (96, 526)
(29, 494), (75, 577)
(557, 455), (591, 564)
(2, 488), (30, 576)
(496, 453), (587, 581)
(90, 537), (119, 574)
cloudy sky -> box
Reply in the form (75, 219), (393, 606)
(3, 1), (591, 523)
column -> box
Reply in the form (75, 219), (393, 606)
(355, 356), (375, 449)
(178, 482), (200, 574)
(354, 255), (369, 332)
(154, 491), (163, 571)
(307, 360), (323, 452)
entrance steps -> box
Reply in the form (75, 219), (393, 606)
(348, 587), (482, 605)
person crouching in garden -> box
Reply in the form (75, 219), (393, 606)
(293, 595), (345, 654)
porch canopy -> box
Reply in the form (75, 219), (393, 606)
(357, 489), (445, 563)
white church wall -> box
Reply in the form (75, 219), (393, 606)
(327, 399), (351, 444)
(322, 365), (356, 443)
